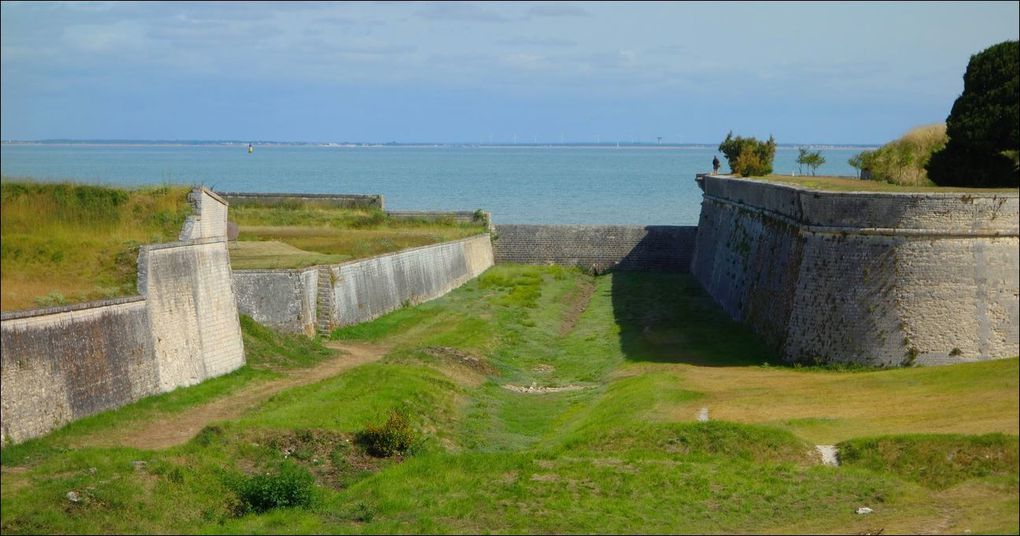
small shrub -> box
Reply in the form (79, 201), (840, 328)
(356, 410), (417, 457)
(234, 461), (315, 514)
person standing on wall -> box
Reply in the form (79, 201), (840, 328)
(712, 155), (721, 174)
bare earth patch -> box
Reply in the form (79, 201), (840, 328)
(73, 341), (390, 450)
(559, 277), (596, 336)
(502, 383), (590, 394)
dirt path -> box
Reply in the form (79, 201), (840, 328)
(75, 341), (390, 450)
(559, 277), (596, 336)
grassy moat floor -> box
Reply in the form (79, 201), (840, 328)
(2, 267), (1016, 534)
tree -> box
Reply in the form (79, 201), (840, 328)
(926, 40), (1019, 187)
(718, 132), (777, 177)
(797, 147), (826, 176)
(848, 152), (866, 178)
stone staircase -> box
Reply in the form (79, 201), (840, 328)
(315, 266), (336, 336)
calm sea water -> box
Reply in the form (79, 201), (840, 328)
(0, 144), (866, 224)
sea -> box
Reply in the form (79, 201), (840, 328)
(0, 144), (871, 225)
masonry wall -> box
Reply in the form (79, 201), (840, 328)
(233, 268), (319, 336)
(691, 175), (1019, 366)
(0, 298), (156, 444)
(217, 192), (384, 210)
(233, 234), (495, 334)
(493, 224), (697, 273)
(0, 188), (246, 444)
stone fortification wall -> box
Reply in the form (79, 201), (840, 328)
(180, 188), (229, 240)
(233, 268), (319, 336)
(1, 298), (156, 443)
(493, 225), (697, 273)
(138, 238), (246, 390)
(1, 188), (246, 444)
(233, 234), (494, 334)
(691, 175), (1019, 366)
(217, 192), (384, 210)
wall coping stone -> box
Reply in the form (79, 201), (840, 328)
(198, 187), (229, 206)
(698, 173), (1020, 199)
(0, 295), (145, 321)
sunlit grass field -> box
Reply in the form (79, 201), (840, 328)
(2, 266), (1016, 534)
(227, 203), (487, 270)
(0, 179), (192, 311)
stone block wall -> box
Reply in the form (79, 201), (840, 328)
(1, 188), (246, 444)
(493, 225), (697, 273)
(691, 175), (1019, 366)
(1, 298), (156, 443)
(179, 188), (229, 240)
(233, 234), (495, 334)
(233, 268), (319, 336)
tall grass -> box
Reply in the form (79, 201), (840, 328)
(859, 124), (948, 186)
(0, 179), (191, 311)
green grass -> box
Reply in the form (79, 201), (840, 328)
(229, 203), (487, 269)
(0, 179), (192, 311)
(2, 267), (1017, 534)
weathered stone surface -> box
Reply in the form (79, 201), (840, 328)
(492, 225), (697, 273)
(1, 189), (246, 444)
(233, 234), (494, 334)
(691, 175), (1019, 366)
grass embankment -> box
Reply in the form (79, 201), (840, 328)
(228, 202), (487, 270)
(752, 174), (1019, 193)
(2, 267), (1017, 534)
(0, 180), (191, 312)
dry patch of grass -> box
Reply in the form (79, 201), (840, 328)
(1, 180), (191, 311)
(620, 359), (1019, 444)
(752, 174), (1018, 193)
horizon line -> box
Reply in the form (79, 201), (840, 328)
(1, 139), (883, 148)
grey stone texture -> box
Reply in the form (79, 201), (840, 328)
(233, 234), (495, 334)
(492, 224), (697, 273)
(217, 192), (384, 210)
(1, 189), (246, 444)
(691, 175), (1019, 366)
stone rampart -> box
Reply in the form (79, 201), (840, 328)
(1, 188), (246, 444)
(233, 234), (494, 334)
(233, 268), (319, 336)
(691, 175), (1019, 366)
(217, 192), (384, 210)
(493, 224), (697, 273)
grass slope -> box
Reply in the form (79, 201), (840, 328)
(228, 203), (487, 269)
(0, 180), (192, 311)
(2, 267), (1017, 534)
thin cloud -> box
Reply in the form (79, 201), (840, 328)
(497, 36), (576, 48)
(415, 3), (512, 23)
(525, 4), (590, 18)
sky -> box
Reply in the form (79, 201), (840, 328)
(1, 1), (1018, 145)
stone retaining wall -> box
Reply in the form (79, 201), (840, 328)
(492, 224), (697, 273)
(233, 234), (494, 334)
(0, 188), (246, 444)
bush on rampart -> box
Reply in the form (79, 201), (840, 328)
(718, 132), (776, 176)
(855, 124), (947, 186)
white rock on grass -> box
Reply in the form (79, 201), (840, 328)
(856, 506), (874, 515)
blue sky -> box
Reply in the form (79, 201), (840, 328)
(2, 1), (1017, 144)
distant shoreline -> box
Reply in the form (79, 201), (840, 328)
(1, 140), (880, 150)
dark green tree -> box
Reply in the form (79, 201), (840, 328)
(718, 132), (777, 176)
(926, 40), (1019, 187)
(848, 152), (866, 178)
